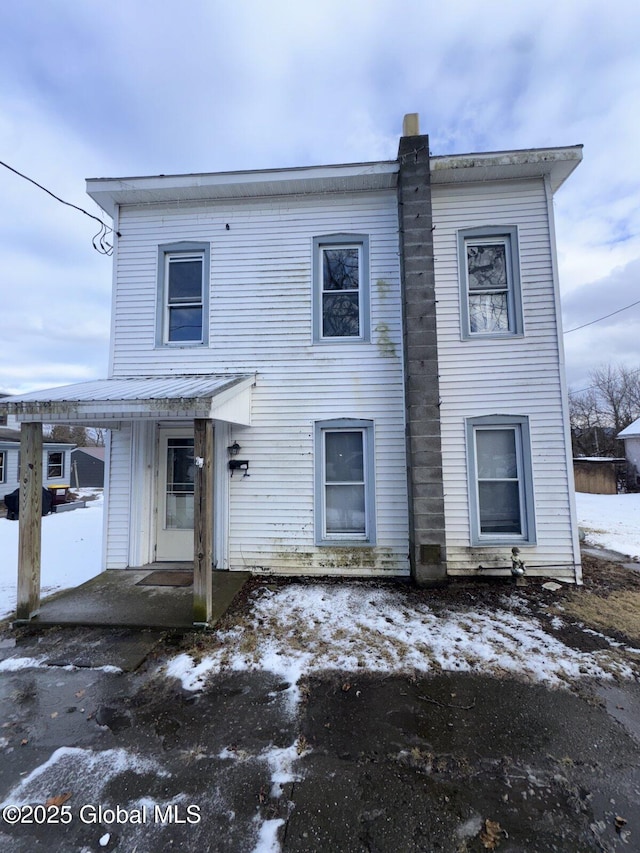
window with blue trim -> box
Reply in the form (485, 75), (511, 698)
(458, 227), (523, 339)
(315, 419), (376, 544)
(466, 415), (536, 546)
(313, 235), (370, 342)
(157, 242), (210, 346)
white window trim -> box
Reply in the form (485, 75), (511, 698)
(314, 419), (376, 546)
(466, 415), (536, 546)
(156, 241), (210, 347)
(312, 234), (370, 343)
(0, 450), (5, 483)
(458, 226), (523, 340)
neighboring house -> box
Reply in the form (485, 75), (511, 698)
(0, 427), (74, 501)
(70, 446), (105, 488)
(0, 116), (583, 595)
(617, 420), (640, 489)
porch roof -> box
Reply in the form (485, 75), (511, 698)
(0, 374), (255, 426)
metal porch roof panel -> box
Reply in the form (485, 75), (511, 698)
(0, 375), (255, 425)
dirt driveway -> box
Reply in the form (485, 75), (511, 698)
(0, 553), (639, 852)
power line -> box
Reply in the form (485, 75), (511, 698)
(564, 298), (640, 334)
(0, 159), (118, 255)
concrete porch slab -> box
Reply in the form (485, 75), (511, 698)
(3, 627), (164, 672)
(26, 569), (251, 629)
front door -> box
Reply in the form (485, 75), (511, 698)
(156, 429), (196, 561)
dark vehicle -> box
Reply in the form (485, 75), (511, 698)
(4, 487), (54, 520)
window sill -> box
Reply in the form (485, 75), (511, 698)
(461, 331), (525, 342)
(313, 338), (370, 345)
(470, 537), (537, 548)
(155, 342), (208, 349)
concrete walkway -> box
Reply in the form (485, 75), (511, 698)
(582, 544), (640, 571)
(28, 568), (251, 629)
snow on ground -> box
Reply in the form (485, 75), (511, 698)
(0, 489), (103, 619)
(0, 745), (169, 807)
(575, 491), (640, 558)
(1, 486), (638, 696)
(165, 584), (636, 704)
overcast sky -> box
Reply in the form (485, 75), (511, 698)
(1, 0), (639, 395)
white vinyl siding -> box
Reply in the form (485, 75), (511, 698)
(433, 178), (577, 579)
(104, 423), (133, 568)
(107, 192), (408, 576)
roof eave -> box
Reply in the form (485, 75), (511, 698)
(86, 161), (399, 217)
(430, 145), (583, 193)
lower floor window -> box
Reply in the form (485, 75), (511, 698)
(47, 451), (64, 479)
(466, 415), (536, 545)
(315, 419), (376, 544)
(0, 451), (5, 483)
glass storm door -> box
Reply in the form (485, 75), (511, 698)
(156, 430), (196, 561)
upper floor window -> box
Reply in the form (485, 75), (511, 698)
(47, 451), (64, 479)
(156, 242), (210, 346)
(313, 234), (370, 343)
(458, 226), (523, 339)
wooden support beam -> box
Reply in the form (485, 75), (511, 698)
(193, 418), (214, 625)
(17, 422), (43, 620)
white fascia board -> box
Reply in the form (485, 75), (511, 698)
(430, 145), (583, 193)
(86, 161), (399, 217)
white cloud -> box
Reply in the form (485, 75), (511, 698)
(0, 0), (639, 390)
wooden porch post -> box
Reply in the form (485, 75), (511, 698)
(193, 418), (213, 624)
(17, 422), (43, 620)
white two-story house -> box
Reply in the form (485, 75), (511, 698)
(1, 116), (583, 622)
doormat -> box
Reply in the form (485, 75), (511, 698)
(136, 571), (193, 587)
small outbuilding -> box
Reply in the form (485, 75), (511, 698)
(572, 457), (625, 495)
(71, 446), (105, 488)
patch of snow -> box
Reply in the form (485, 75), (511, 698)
(0, 655), (47, 672)
(580, 626), (640, 655)
(0, 746), (170, 808)
(263, 743), (305, 798)
(165, 585), (636, 706)
(0, 656), (121, 674)
(251, 817), (285, 853)
(0, 490), (104, 618)
(575, 492), (640, 558)
(218, 741), (306, 798)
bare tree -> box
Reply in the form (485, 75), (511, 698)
(569, 364), (640, 458)
(90, 428), (107, 447)
(47, 425), (88, 446)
